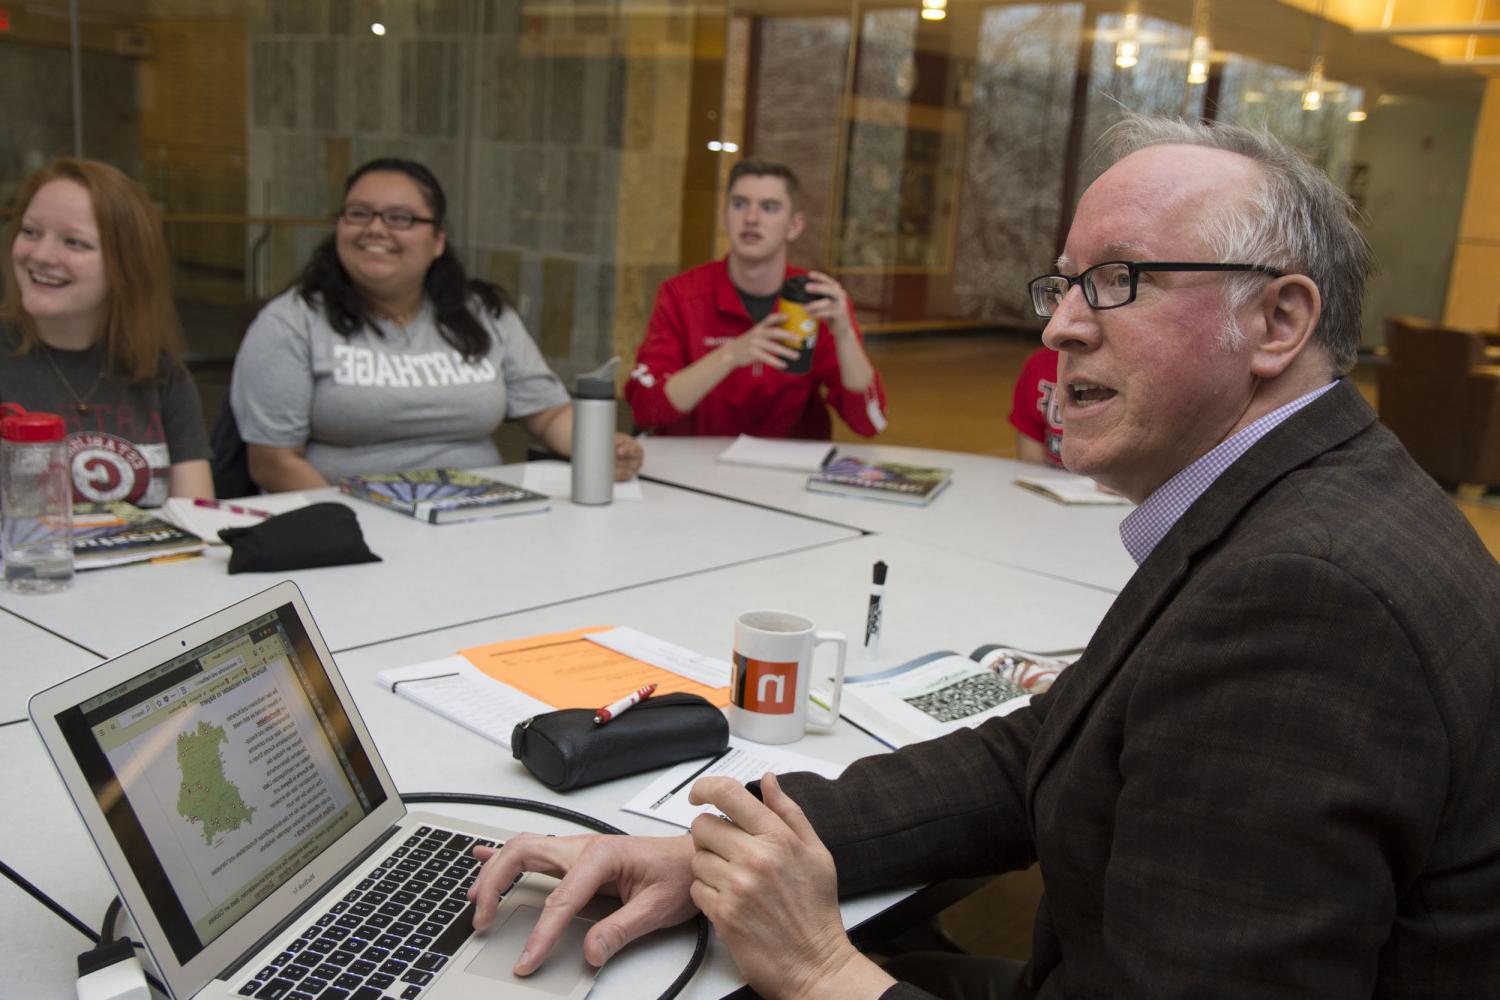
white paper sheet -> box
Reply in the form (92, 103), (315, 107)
(374, 656), (554, 749)
(622, 738), (846, 829)
(1013, 472), (1131, 506)
(157, 493), (313, 543)
(522, 461), (643, 501)
(716, 434), (837, 472)
(584, 626), (732, 687)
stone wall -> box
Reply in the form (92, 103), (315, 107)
(0, 41), (142, 203)
(246, 0), (696, 378)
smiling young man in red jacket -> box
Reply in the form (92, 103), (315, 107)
(625, 160), (888, 439)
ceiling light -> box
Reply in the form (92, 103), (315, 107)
(1302, 1), (1328, 112)
(370, 22), (386, 36)
(1186, 0), (1211, 86)
(1188, 34), (1211, 85)
(1346, 90), (1367, 122)
(1116, 12), (1141, 69)
(1302, 55), (1325, 111)
(921, 7), (946, 19)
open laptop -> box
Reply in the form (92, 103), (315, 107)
(30, 580), (606, 1000)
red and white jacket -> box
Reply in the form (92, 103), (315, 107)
(1008, 346), (1065, 467)
(625, 259), (888, 439)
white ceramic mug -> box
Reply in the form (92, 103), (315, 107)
(729, 610), (846, 744)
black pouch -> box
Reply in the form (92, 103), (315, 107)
(512, 692), (729, 791)
(219, 502), (381, 574)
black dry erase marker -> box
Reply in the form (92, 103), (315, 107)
(865, 560), (887, 660)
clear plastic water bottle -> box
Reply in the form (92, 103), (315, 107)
(1, 403), (74, 593)
(570, 371), (617, 506)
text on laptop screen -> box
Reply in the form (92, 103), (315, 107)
(52, 601), (387, 964)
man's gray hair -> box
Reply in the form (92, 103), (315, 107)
(1101, 113), (1375, 374)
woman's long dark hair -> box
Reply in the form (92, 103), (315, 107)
(297, 158), (505, 362)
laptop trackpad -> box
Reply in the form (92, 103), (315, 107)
(464, 904), (593, 995)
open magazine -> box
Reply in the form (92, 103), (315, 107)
(840, 646), (1072, 749)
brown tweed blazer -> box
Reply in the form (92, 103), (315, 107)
(782, 379), (1500, 998)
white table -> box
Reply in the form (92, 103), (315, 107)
(0, 723), (124, 998)
(0, 468), (860, 658)
(0, 607), (102, 724)
(640, 438), (1139, 593)
(1, 535), (1115, 999)
(322, 534), (1114, 999)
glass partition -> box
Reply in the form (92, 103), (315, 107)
(0, 0), (1485, 369)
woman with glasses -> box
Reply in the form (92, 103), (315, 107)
(1, 158), (213, 506)
(230, 158), (642, 492)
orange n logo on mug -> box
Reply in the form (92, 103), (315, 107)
(732, 653), (798, 714)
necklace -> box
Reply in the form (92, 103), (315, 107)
(38, 342), (106, 415)
(375, 306), (418, 327)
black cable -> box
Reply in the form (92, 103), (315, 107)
(3, 794), (709, 1000)
(100, 897), (169, 996)
(400, 792), (711, 1000)
(0, 857), (169, 996)
(0, 855), (101, 944)
(101, 896), (129, 945)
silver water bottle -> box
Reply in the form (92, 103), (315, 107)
(570, 373), (616, 505)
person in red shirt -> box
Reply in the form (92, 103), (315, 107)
(625, 160), (887, 439)
(1008, 345), (1064, 466)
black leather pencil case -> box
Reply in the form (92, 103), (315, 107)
(511, 692), (728, 791)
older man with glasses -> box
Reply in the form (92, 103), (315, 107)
(466, 115), (1500, 1000)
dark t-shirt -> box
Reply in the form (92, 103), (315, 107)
(735, 287), (778, 324)
(0, 335), (210, 507)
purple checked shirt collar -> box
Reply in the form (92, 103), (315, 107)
(1119, 381), (1338, 565)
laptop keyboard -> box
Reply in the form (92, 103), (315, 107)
(238, 824), (509, 1000)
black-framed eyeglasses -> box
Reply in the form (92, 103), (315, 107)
(1027, 261), (1285, 318)
(337, 204), (439, 231)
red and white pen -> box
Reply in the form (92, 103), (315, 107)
(193, 497), (272, 518)
(594, 683), (656, 725)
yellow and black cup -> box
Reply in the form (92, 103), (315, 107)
(777, 275), (824, 375)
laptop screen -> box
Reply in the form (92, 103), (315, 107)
(50, 600), (388, 965)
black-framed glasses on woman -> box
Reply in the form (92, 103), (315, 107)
(1028, 261), (1285, 318)
(337, 204), (439, 230)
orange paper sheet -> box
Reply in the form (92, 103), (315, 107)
(459, 626), (731, 709)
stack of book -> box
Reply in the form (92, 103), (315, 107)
(72, 502), (206, 569)
(339, 468), (551, 524)
(806, 456), (952, 506)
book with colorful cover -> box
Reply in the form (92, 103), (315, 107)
(71, 502), (207, 569)
(806, 456), (952, 506)
(338, 468), (551, 524)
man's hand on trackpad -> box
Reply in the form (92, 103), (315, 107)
(467, 832), (699, 975)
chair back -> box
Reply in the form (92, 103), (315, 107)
(1379, 315), (1500, 487)
(210, 395), (260, 498)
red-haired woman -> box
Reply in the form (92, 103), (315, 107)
(1, 158), (212, 505)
